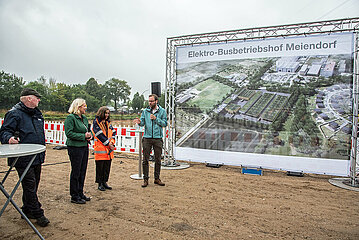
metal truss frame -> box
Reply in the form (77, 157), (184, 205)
(165, 18), (359, 182)
(351, 30), (359, 185)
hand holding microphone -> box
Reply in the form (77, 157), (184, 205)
(85, 132), (92, 140)
(9, 131), (20, 144)
(109, 143), (115, 151)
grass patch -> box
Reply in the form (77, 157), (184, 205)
(240, 91), (262, 112)
(187, 79), (233, 111)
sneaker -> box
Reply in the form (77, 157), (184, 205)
(36, 216), (50, 227)
(103, 182), (112, 190)
(71, 198), (86, 204)
(154, 179), (165, 186)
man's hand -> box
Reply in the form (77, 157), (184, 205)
(9, 136), (19, 144)
(133, 118), (141, 124)
(150, 114), (156, 120)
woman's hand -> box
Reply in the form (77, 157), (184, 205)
(109, 143), (115, 150)
(85, 132), (92, 140)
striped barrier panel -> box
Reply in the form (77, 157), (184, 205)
(115, 126), (141, 153)
(0, 119), (142, 154)
(44, 121), (66, 145)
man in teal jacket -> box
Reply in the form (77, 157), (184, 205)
(134, 94), (167, 187)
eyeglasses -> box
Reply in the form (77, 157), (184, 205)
(148, 100), (156, 102)
(81, 104), (87, 108)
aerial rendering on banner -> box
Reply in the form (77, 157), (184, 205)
(175, 33), (353, 160)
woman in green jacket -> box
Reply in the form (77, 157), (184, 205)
(64, 98), (92, 204)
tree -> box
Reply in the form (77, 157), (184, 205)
(25, 81), (51, 110)
(48, 83), (71, 112)
(69, 84), (101, 112)
(104, 78), (131, 112)
(85, 78), (105, 103)
(77, 92), (101, 112)
(131, 92), (145, 113)
(0, 71), (25, 109)
(37, 75), (47, 85)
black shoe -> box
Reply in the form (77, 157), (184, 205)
(103, 182), (112, 190)
(142, 179), (148, 188)
(71, 198), (86, 204)
(81, 195), (91, 201)
(21, 212), (36, 219)
(36, 216), (50, 227)
(98, 183), (106, 191)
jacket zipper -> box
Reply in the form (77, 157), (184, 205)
(31, 116), (40, 142)
(152, 121), (154, 138)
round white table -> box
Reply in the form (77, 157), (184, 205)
(0, 144), (46, 158)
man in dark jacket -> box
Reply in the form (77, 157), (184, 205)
(0, 88), (50, 227)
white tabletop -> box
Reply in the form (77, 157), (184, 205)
(0, 144), (46, 158)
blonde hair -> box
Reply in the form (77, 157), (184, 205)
(68, 98), (86, 114)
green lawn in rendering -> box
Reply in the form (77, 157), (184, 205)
(187, 78), (233, 111)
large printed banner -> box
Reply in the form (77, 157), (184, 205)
(175, 33), (354, 176)
(177, 33), (353, 63)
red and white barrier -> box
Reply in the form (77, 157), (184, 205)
(44, 121), (66, 145)
(0, 119), (143, 154)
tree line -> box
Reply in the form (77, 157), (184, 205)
(0, 71), (149, 113)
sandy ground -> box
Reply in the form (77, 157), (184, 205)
(0, 144), (358, 240)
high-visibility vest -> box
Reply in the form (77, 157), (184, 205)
(92, 118), (116, 161)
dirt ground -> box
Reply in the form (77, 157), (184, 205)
(0, 144), (358, 240)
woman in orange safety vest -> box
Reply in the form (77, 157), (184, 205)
(92, 106), (116, 191)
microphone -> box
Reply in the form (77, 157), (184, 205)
(14, 131), (20, 142)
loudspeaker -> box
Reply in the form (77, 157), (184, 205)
(151, 82), (161, 97)
(206, 163), (222, 168)
(287, 171), (304, 177)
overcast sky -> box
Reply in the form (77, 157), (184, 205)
(0, 0), (358, 98)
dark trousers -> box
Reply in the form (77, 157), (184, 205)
(16, 165), (44, 218)
(142, 138), (163, 180)
(95, 160), (112, 183)
(67, 146), (89, 200)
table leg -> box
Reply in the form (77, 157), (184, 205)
(1, 157), (19, 185)
(0, 154), (45, 240)
(130, 131), (143, 180)
(138, 133), (143, 177)
(0, 155), (35, 216)
(0, 184), (45, 240)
